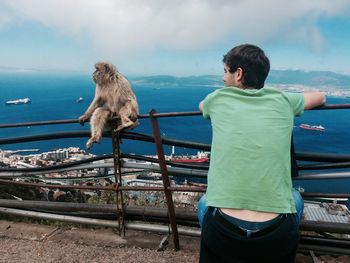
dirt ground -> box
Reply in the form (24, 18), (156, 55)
(0, 220), (200, 263)
(1, 219), (350, 263)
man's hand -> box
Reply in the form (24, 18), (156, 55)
(304, 92), (326, 110)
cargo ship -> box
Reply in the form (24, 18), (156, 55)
(299, 123), (325, 131)
(5, 98), (31, 105)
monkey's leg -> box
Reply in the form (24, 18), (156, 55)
(117, 103), (135, 131)
(86, 108), (111, 149)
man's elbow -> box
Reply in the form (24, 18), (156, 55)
(199, 101), (204, 112)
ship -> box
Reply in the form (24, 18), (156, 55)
(76, 97), (83, 103)
(171, 157), (209, 163)
(5, 98), (31, 105)
(299, 123), (325, 132)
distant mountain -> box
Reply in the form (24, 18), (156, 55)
(0, 66), (39, 73)
(129, 75), (222, 87)
(268, 70), (350, 89)
(130, 70), (350, 89)
(1, 66), (349, 89)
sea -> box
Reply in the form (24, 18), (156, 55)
(1, 73), (350, 193)
(1, 72), (350, 155)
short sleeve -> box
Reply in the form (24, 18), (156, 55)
(202, 92), (216, 119)
(285, 92), (304, 116)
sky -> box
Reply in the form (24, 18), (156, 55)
(1, 0), (350, 76)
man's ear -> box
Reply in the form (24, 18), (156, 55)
(236, 67), (244, 81)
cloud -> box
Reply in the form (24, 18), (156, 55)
(1, 0), (350, 58)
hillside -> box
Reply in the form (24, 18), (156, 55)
(129, 70), (350, 89)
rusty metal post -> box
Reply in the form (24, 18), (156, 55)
(111, 122), (125, 235)
(149, 109), (180, 251)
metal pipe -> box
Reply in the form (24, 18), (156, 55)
(0, 151), (208, 174)
(122, 131), (211, 151)
(125, 206), (197, 221)
(4, 129), (350, 166)
(296, 152), (350, 162)
(0, 161), (208, 178)
(295, 171), (350, 180)
(0, 199), (118, 213)
(4, 160), (350, 181)
(301, 192), (350, 198)
(0, 131), (92, 145)
(8, 199), (350, 233)
(0, 154), (113, 172)
(122, 153), (209, 171)
(150, 109), (180, 250)
(111, 127), (124, 234)
(300, 235), (350, 248)
(0, 178), (205, 192)
(122, 162), (208, 177)
(0, 206), (201, 237)
(4, 128), (350, 172)
(120, 186), (206, 192)
(0, 207), (119, 228)
(0, 119), (80, 128)
(300, 221), (350, 234)
(167, 186), (206, 192)
(0, 178), (116, 191)
(125, 222), (201, 237)
(0, 163), (115, 177)
(312, 104), (350, 110)
(4, 205), (350, 243)
(1, 104), (349, 129)
(2, 203), (350, 242)
(299, 161), (350, 170)
(0, 161), (205, 178)
(298, 244), (350, 256)
(0, 199), (199, 225)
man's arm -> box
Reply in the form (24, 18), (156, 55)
(304, 92), (326, 110)
(199, 100), (204, 112)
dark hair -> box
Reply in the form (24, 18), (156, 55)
(223, 44), (270, 89)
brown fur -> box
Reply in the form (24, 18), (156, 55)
(79, 61), (139, 149)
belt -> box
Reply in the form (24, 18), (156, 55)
(210, 207), (286, 238)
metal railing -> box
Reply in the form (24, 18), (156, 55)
(1, 104), (350, 251)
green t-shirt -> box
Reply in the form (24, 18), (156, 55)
(202, 86), (304, 213)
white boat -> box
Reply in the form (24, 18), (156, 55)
(5, 98), (31, 105)
(299, 123), (325, 132)
(76, 97), (83, 103)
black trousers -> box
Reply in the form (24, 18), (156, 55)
(200, 207), (299, 263)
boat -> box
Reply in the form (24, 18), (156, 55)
(76, 97), (83, 103)
(299, 123), (325, 132)
(5, 98), (31, 105)
(171, 157), (209, 163)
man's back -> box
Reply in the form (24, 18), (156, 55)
(203, 86), (304, 214)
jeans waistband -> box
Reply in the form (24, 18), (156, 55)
(210, 207), (286, 238)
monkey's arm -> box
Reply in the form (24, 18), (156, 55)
(79, 95), (102, 125)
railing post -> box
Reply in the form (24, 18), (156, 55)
(111, 123), (125, 235)
(149, 109), (180, 251)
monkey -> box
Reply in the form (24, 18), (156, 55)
(79, 61), (139, 149)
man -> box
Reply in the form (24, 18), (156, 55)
(199, 44), (325, 263)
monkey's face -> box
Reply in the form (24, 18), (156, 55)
(93, 62), (117, 85)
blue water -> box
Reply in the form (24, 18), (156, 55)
(1, 72), (350, 156)
(0, 73), (214, 155)
(1, 73), (350, 193)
